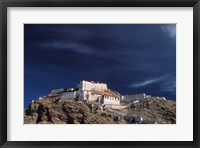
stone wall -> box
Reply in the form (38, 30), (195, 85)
(123, 93), (149, 100)
(78, 80), (107, 92)
(105, 105), (127, 109)
(148, 97), (166, 100)
(51, 88), (64, 94)
(61, 91), (77, 100)
(77, 91), (85, 101)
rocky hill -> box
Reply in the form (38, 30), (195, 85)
(123, 99), (176, 124)
(24, 96), (176, 124)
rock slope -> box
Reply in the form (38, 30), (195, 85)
(24, 97), (176, 124)
(24, 98), (126, 124)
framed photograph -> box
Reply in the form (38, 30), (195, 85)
(0, 0), (199, 147)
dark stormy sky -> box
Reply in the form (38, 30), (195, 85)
(24, 24), (176, 107)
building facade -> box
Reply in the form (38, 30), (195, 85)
(77, 80), (108, 92)
(59, 80), (120, 105)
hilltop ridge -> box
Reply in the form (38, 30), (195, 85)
(24, 80), (176, 124)
(24, 92), (176, 124)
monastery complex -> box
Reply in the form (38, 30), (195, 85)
(47, 80), (166, 108)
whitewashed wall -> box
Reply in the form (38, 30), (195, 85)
(78, 91), (101, 101)
(88, 94), (101, 101)
(79, 80), (107, 92)
(101, 96), (120, 105)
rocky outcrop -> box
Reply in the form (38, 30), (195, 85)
(126, 98), (176, 124)
(24, 96), (176, 124)
(24, 98), (126, 124)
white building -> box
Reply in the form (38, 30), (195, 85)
(59, 80), (121, 105)
(77, 80), (108, 101)
(77, 80), (107, 92)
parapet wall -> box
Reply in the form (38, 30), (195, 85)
(101, 97), (120, 105)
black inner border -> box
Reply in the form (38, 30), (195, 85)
(0, 0), (199, 148)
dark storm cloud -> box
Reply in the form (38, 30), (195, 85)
(24, 24), (176, 107)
